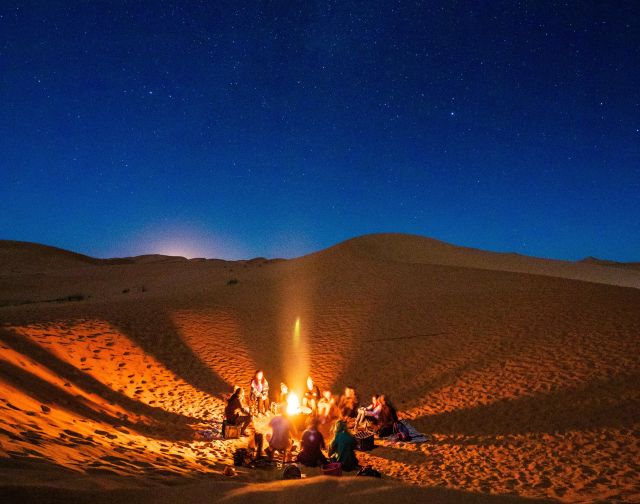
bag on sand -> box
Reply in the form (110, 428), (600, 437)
(357, 465), (381, 478)
(233, 448), (248, 466)
(282, 464), (302, 479)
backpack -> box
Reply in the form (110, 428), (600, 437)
(233, 448), (248, 466)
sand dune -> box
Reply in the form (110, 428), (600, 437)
(0, 234), (638, 502)
(319, 233), (640, 289)
(579, 256), (640, 272)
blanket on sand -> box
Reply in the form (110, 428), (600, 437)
(382, 420), (430, 444)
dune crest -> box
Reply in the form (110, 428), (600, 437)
(312, 233), (640, 289)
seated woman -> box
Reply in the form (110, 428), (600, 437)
(337, 386), (359, 418)
(354, 394), (381, 430)
(224, 387), (251, 436)
(302, 376), (321, 412)
(376, 395), (399, 438)
(317, 390), (338, 423)
(328, 419), (359, 471)
(296, 417), (328, 467)
(249, 370), (270, 415)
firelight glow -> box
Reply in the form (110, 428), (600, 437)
(286, 392), (301, 416)
(286, 317), (308, 414)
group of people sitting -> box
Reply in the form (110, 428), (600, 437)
(224, 370), (400, 472)
(268, 415), (359, 471)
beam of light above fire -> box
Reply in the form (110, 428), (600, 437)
(287, 316), (309, 399)
(293, 317), (301, 347)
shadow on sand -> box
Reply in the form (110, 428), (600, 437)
(0, 472), (554, 504)
(0, 329), (197, 440)
(411, 372), (640, 436)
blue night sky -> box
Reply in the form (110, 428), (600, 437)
(1, 1), (639, 261)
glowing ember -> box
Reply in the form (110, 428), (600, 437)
(286, 392), (301, 415)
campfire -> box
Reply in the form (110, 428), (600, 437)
(286, 392), (301, 415)
(286, 391), (312, 416)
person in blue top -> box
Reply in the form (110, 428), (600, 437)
(328, 419), (359, 471)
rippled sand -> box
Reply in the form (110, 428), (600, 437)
(1, 234), (638, 502)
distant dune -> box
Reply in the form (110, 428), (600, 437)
(0, 234), (638, 503)
(579, 256), (640, 272)
(0, 240), (136, 272)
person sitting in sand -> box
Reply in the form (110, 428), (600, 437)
(271, 382), (289, 415)
(278, 382), (289, 407)
(302, 376), (321, 412)
(337, 386), (359, 418)
(317, 390), (338, 423)
(376, 395), (399, 438)
(296, 417), (328, 467)
(224, 387), (251, 436)
(249, 370), (269, 415)
(328, 419), (358, 471)
(354, 394), (382, 430)
(266, 413), (297, 461)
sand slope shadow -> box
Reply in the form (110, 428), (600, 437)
(91, 302), (231, 399)
(0, 475), (554, 504)
(412, 373), (640, 436)
(0, 330), (196, 438)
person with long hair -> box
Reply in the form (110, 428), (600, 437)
(328, 419), (358, 471)
(376, 394), (399, 438)
(249, 370), (270, 415)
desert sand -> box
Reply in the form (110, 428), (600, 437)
(0, 233), (638, 503)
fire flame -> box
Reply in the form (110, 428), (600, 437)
(286, 392), (300, 415)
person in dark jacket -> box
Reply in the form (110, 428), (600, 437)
(225, 387), (251, 435)
(376, 395), (398, 438)
(328, 419), (359, 471)
(296, 417), (328, 467)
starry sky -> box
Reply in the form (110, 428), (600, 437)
(1, 1), (639, 261)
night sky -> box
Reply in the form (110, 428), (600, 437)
(1, 1), (639, 261)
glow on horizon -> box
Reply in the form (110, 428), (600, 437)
(117, 223), (247, 260)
